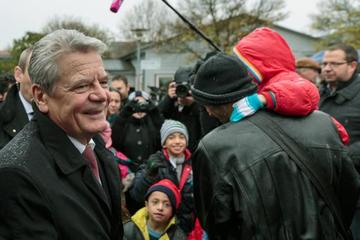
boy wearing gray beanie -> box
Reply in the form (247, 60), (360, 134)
(129, 119), (196, 235)
(160, 120), (189, 146)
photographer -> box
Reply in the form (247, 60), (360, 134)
(112, 90), (164, 171)
(111, 90), (164, 214)
(158, 67), (202, 152)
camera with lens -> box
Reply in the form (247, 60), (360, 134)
(175, 82), (191, 98)
(133, 99), (149, 113)
(174, 66), (193, 98)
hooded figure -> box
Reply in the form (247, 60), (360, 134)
(200, 27), (348, 144)
(232, 27), (319, 116)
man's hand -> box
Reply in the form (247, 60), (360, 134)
(168, 82), (177, 99)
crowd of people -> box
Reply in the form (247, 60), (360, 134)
(0, 26), (359, 240)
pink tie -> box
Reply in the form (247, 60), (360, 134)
(83, 145), (101, 183)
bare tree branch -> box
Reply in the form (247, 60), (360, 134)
(118, 0), (287, 54)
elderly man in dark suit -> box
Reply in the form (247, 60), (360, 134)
(0, 30), (123, 239)
(0, 47), (33, 150)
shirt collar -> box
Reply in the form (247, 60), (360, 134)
(19, 91), (33, 118)
(67, 136), (95, 154)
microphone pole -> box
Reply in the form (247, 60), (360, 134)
(160, 0), (223, 52)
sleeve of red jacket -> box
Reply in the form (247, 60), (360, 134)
(258, 73), (319, 116)
(331, 117), (350, 145)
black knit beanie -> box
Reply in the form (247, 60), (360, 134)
(191, 52), (257, 105)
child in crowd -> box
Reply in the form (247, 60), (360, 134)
(130, 120), (196, 235)
(123, 179), (186, 240)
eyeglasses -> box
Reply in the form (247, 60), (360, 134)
(321, 61), (348, 68)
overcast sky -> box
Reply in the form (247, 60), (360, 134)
(0, 0), (320, 50)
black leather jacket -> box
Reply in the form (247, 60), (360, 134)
(193, 110), (360, 239)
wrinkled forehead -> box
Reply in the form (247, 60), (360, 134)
(57, 51), (105, 79)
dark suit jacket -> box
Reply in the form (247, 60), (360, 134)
(0, 84), (29, 150)
(0, 107), (123, 239)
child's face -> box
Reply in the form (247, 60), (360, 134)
(146, 191), (173, 225)
(163, 132), (187, 157)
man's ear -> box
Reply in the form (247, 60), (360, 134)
(145, 201), (148, 208)
(32, 84), (49, 113)
(349, 61), (358, 75)
(14, 66), (23, 84)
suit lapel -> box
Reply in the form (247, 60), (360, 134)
(35, 109), (113, 214)
(94, 142), (122, 219)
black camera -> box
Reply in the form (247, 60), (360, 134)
(174, 66), (193, 98)
(175, 82), (191, 97)
(133, 100), (149, 113)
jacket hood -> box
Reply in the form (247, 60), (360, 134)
(233, 27), (296, 83)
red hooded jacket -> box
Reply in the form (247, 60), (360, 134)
(233, 27), (349, 144)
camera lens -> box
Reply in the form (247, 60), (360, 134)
(176, 83), (190, 97)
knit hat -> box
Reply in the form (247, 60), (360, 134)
(145, 179), (181, 210)
(160, 120), (189, 146)
(174, 66), (193, 84)
(191, 52), (257, 105)
(296, 57), (321, 72)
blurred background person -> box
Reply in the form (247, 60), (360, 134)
(296, 57), (322, 87)
(0, 73), (16, 103)
(111, 74), (131, 105)
(0, 47), (33, 150)
(318, 43), (360, 238)
(158, 67), (202, 153)
(107, 87), (122, 125)
(111, 90), (164, 214)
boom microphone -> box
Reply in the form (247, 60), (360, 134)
(110, 0), (123, 13)
(160, 0), (222, 52)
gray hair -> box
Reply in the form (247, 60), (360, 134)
(18, 47), (33, 71)
(28, 29), (107, 94)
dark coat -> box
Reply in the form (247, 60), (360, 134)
(111, 103), (164, 170)
(158, 95), (201, 152)
(193, 110), (360, 239)
(320, 73), (360, 144)
(0, 84), (29, 150)
(129, 150), (195, 235)
(320, 73), (360, 172)
(0, 108), (123, 240)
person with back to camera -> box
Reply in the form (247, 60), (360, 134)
(190, 52), (360, 239)
(199, 27), (349, 145)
